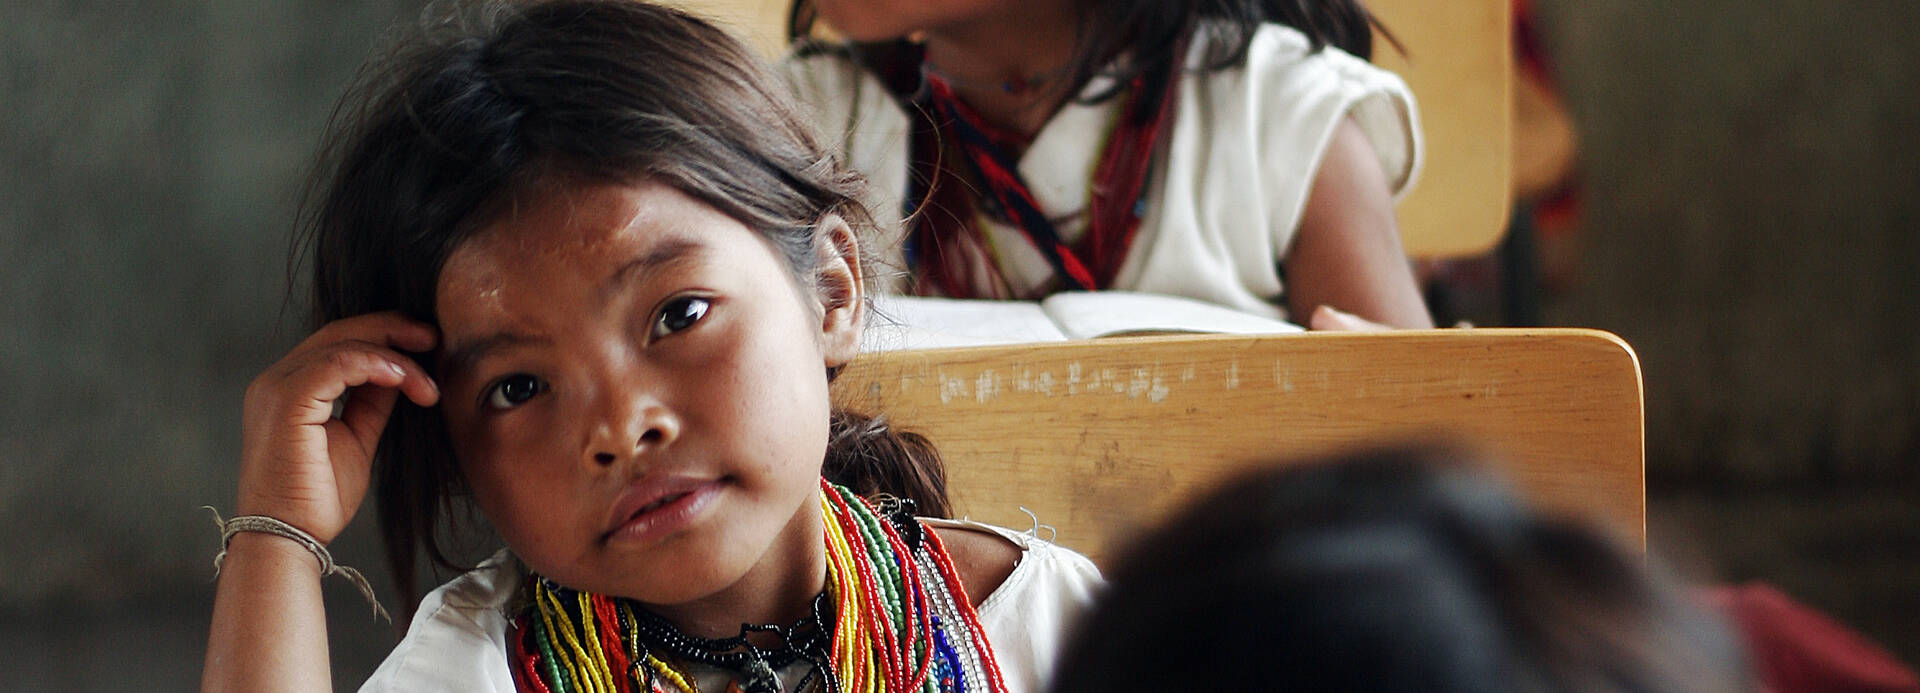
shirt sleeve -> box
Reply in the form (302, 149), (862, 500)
(1240, 24), (1424, 249)
(357, 556), (519, 693)
(971, 528), (1106, 693)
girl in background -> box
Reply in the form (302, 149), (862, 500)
(201, 2), (1100, 691)
(783, 0), (1433, 329)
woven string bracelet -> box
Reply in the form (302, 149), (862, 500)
(204, 506), (390, 623)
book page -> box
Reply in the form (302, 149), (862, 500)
(860, 295), (1068, 352)
(1041, 291), (1305, 339)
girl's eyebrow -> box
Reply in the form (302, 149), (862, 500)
(441, 331), (551, 380)
(601, 236), (703, 301)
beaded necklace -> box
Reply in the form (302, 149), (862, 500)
(509, 480), (1008, 693)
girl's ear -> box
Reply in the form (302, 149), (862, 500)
(812, 214), (865, 368)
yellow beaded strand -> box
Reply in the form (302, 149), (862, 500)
(575, 591), (618, 693)
(645, 652), (701, 693)
(822, 495), (880, 693)
(540, 583), (607, 693)
(533, 585), (586, 691)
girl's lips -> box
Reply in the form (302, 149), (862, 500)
(602, 478), (723, 545)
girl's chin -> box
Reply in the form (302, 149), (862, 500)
(542, 547), (754, 606)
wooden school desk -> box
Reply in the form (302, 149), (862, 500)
(831, 330), (1644, 564)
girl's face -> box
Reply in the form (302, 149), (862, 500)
(433, 180), (863, 607)
(809, 0), (1041, 42)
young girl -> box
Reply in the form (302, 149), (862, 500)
(782, 0), (1434, 330)
(201, 2), (1101, 691)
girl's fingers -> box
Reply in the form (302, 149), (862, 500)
(1309, 305), (1394, 332)
(386, 320), (439, 353)
(335, 384), (402, 460)
(277, 343), (437, 427)
(382, 351), (441, 409)
(299, 311), (439, 358)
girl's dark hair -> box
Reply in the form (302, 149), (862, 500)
(788, 0), (1391, 115)
(1050, 444), (1754, 693)
(823, 411), (949, 518)
(302, 0), (948, 616)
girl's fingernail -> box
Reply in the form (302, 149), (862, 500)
(386, 361), (406, 376)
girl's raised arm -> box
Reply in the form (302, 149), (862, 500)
(203, 312), (438, 693)
(1283, 117), (1435, 330)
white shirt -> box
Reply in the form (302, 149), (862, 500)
(782, 24), (1422, 321)
(358, 519), (1104, 693)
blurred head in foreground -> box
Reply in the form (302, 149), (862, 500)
(1050, 444), (1752, 693)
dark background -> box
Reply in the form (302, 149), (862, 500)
(2, 0), (1915, 688)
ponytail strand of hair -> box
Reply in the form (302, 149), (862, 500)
(823, 410), (952, 519)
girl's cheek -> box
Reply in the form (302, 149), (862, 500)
(451, 411), (538, 472)
(442, 413), (484, 462)
(485, 414), (552, 461)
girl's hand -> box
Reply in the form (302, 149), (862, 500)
(236, 312), (439, 544)
(1309, 305), (1394, 332)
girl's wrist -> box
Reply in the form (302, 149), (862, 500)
(221, 531), (326, 574)
(233, 493), (333, 544)
(207, 506), (392, 622)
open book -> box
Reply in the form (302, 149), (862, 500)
(861, 291), (1303, 352)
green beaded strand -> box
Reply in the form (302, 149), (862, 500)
(535, 623), (575, 693)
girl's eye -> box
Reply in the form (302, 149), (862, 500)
(651, 296), (710, 338)
(484, 374), (546, 410)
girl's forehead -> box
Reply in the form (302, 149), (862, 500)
(438, 182), (720, 293)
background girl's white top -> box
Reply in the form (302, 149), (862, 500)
(782, 23), (1423, 321)
(358, 518), (1104, 692)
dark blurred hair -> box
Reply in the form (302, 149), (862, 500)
(1050, 444), (1753, 693)
(789, 0), (1392, 117)
(301, 0), (948, 618)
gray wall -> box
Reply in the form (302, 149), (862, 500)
(1539, 0), (1920, 482)
(2, 0), (1915, 688)
(2, 2), (425, 688)
(1534, 0), (1920, 664)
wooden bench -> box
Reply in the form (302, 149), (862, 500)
(832, 329), (1643, 564)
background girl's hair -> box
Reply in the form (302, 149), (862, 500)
(823, 411), (950, 518)
(300, 0), (949, 619)
(788, 0), (1391, 115)
(1049, 444), (1754, 693)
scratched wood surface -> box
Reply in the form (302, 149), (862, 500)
(663, 0), (1511, 257)
(832, 329), (1644, 564)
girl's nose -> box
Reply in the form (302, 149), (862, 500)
(586, 392), (680, 468)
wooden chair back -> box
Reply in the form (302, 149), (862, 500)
(662, 0), (1513, 257)
(831, 329), (1643, 564)
(1369, 0), (1513, 256)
